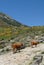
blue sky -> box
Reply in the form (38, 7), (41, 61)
(0, 0), (44, 26)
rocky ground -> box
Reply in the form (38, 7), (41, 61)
(0, 43), (44, 65)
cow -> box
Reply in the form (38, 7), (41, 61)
(31, 40), (39, 48)
(11, 42), (24, 53)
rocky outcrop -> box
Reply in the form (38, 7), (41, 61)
(30, 55), (43, 65)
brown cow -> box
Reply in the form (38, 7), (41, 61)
(31, 40), (39, 48)
(11, 42), (24, 53)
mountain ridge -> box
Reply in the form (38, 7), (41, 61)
(0, 12), (30, 40)
(0, 12), (44, 40)
(0, 12), (23, 27)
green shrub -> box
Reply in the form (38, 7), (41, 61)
(0, 45), (4, 49)
(41, 51), (44, 54)
(1, 49), (4, 52)
(6, 48), (10, 51)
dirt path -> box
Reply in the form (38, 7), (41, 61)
(0, 44), (44, 65)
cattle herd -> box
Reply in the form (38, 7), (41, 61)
(11, 40), (40, 53)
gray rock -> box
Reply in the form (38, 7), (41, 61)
(30, 55), (43, 65)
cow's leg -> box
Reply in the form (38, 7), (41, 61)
(17, 48), (20, 52)
(35, 44), (37, 47)
(31, 42), (34, 48)
(18, 50), (20, 52)
(31, 44), (33, 48)
(13, 48), (17, 53)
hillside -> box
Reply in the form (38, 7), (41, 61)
(0, 12), (22, 27)
(0, 13), (30, 40)
(0, 13), (44, 65)
(0, 12), (44, 40)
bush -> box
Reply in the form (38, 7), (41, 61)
(6, 48), (10, 51)
(1, 49), (4, 52)
(0, 45), (4, 49)
(41, 51), (44, 54)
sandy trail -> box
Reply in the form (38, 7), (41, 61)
(0, 44), (44, 65)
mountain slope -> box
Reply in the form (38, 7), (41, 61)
(0, 12), (30, 40)
(0, 12), (22, 27)
(0, 12), (44, 40)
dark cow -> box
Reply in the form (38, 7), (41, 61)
(11, 42), (24, 53)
